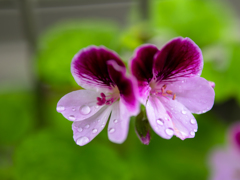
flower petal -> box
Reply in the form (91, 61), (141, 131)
(57, 90), (102, 121)
(146, 96), (174, 139)
(107, 100), (131, 144)
(166, 77), (215, 114)
(71, 46), (125, 90)
(130, 44), (158, 99)
(72, 105), (112, 146)
(229, 122), (240, 153)
(153, 37), (203, 82)
(160, 97), (198, 140)
(108, 60), (139, 115)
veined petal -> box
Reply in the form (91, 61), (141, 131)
(108, 100), (131, 144)
(72, 105), (112, 146)
(57, 90), (102, 121)
(153, 37), (203, 82)
(108, 60), (139, 115)
(160, 97), (198, 140)
(130, 44), (158, 99)
(146, 96), (174, 139)
(71, 46), (125, 91)
(166, 77), (215, 114)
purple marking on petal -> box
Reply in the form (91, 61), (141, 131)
(130, 44), (158, 83)
(71, 46), (125, 90)
(229, 123), (240, 152)
(153, 37), (203, 82)
(108, 60), (139, 114)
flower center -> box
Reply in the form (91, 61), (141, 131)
(96, 86), (120, 106)
(150, 83), (176, 100)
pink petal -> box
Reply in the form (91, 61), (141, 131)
(108, 60), (139, 115)
(107, 100), (133, 144)
(72, 106), (112, 146)
(57, 90), (102, 121)
(71, 46), (125, 91)
(209, 147), (240, 180)
(160, 97), (198, 140)
(166, 77), (215, 114)
(146, 96), (174, 139)
(153, 37), (203, 81)
(229, 122), (240, 153)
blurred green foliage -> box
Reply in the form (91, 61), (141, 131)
(1, 0), (240, 180)
(36, 21), (120, 89)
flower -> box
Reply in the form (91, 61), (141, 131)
(130, 37), (215, 140)
(209, 122), (240, 180)
(57, 46), (139, 146)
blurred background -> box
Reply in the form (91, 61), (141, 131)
(1, 0), (240, 179)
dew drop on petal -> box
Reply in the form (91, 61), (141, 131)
(190, 131), (195, 136)
(190, 119), (196, 124)
(101, 124), (104, 128)
(92, 128), (98, 133)
(69, 115), (76, 121)
(165, 128), (174, 136)
(114, 119), (118, 123)
(156, 118), (164, 126)
(194, 129), (197, 132)
(80, 105), (91, 115)
(95, 105), (99, 109)
(85, 124), (90, 129)
(181, 110), (187, 114)
(77, 136), (89, 146)
(109, 128), (115, 133)
(57, 106), (65, 112)
(72, 108), (76, 111)
(78, 127), (83, 132)
(97, 119), (100, 122)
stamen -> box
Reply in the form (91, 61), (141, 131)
(162, 93), (168, 96)
(100, 93), (106, 98)
(162, 84), (167, 89)
(172, 93), (176, 100)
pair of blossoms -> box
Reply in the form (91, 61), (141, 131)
(209, 122), (240, 180)
(57, 37), (215, 146)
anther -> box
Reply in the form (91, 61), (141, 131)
(100, 93), (106, 98)
(162, 84), (167, 89)
(172, 93), (176, 100)
(166, 90), (173, 95)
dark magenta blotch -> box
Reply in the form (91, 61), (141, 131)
(73, 46), (125, 87)
(154, 37), (202, 82)
(107, 61), (137, 109)
(131, 45), (158, 83)
(235, 131), (240, 150)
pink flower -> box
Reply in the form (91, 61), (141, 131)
(209, 122), (240, 180)
(57, 46), (139, 146)
(130, 37), (215, 140)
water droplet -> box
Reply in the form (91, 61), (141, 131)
(76, 136), (89, 146)
(78, 127), (83, 132)
(190, 119), (196, 124)
(101, 124), (104, 128)
(92, 128), (98, 133)
(190, 131), (195, 136)
(156, 118), (164, 126)
(95, 105), (99, 109)
(72, 108), (76, 111)
(109, 128), (115, 133)
(165, 128), (174, 136)
(97, 119), (100, 122)
(181, 110), (187, 114)
(194, 129), (197, 132)
(182, 80), (184, 83)
(80, 105), (91, 115)
(114, 119), (118, 123)
(69, 115), (76, 121)
(57, 105), (65, 112)
(85, 124), (90, 129)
